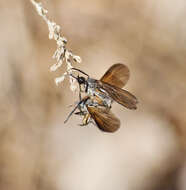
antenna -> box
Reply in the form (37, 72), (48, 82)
(71, 68), (89, 77)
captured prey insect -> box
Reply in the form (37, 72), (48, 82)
(64, 63), (138, 132)
(64, 95), (121, 132)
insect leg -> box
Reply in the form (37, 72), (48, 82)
(64, 99), (85, 124)
(81, 113), (91, 126)
(79, 82), (82, 101)
(64, 96), (90, 124)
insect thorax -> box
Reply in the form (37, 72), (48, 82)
(85, 78), (112, 108)
(86, 78), (98, 95)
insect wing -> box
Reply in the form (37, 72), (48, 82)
(99, 81), (138, 110)
(100, 63), (130, 88)
(87, 106), (120, 132)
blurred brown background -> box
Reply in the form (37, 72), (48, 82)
(0, 0), (186, 189)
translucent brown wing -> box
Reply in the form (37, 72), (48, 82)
(100, 63), (130, 88)
(98, 81), (138, 110)
(87, 106), (120, 132)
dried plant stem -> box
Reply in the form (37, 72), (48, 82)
(30, 0), (81, 91)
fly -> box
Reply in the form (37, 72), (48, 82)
(64, 63), (138, 132)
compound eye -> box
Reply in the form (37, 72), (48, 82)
(78, 77), (85, 84)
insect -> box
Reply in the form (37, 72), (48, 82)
(64, 63), (138, 132)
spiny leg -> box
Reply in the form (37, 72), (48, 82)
(64, 96), (90, 124)
(64, 98), (85, 124)
(80, 113), (91, 126)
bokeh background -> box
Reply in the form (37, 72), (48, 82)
(0, 0), (186, 189)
